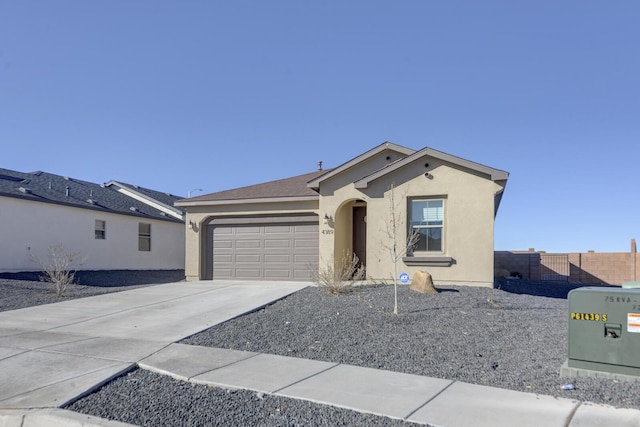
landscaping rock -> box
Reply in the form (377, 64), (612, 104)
(410, 270), (438, 294)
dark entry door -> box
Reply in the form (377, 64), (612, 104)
(352, 206), (367, 269)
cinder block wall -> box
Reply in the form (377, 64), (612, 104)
(496, 249), (639, 285)
(568, 252), (638, 285)
(494, 251), (540, 280)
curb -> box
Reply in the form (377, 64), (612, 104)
(0, 408), (137, 427)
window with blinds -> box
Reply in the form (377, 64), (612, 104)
(95, 220), (106, 240)
(410, 199), (444, 252)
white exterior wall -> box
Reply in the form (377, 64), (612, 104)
(0, 197), (185, 272)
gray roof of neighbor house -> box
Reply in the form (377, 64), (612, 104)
(176, 170), (331, 206)
(0, 168), (184, 223)
(106, 180), (183, 208)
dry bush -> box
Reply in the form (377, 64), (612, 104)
(31, 244), (84, 297)
(310, 251), (366, 294)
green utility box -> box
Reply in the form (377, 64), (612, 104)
(564, 287), (640, 379)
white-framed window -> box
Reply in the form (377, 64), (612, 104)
(410, 198), (444, 252)
(95, 220), (106, 240)
(138, 222), (151, 251)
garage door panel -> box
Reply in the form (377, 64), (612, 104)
(215, 227), (234, 235)
(294, 239), (317, 248)
(293, 269), (312, 280)
(236, 254), (261, 263)
(264, 269), (292, 278)
(236, 226), (261, 234)
(210, 218), (318, 281)
(265, 254), (291, 263)
(214, 240), (233, 249)
(294, 254), (317, 263)
(265, 239), (291, 249)
(236, 269), (261, 279)
(265, 225), (292, 233)
(236, 240), (261, 249)
(214, 268), (233, 278)
(215, 254), (233, 263)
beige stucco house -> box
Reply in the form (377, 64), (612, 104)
(176, 142), (509, 287)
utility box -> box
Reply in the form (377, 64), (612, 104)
(563, 287), (640, 379)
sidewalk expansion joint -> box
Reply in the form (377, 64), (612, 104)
(185, 352), (263, 381)
(402, 379), (455, 420)
(272, 362), (341, 394)
(563, 401), (582, 427)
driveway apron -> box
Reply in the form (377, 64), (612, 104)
(0, 280), (308, 409)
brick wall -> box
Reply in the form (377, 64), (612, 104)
(495, 249), (640, 285)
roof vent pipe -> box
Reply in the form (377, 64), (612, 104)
(65, 186), (70, 197)
(317, 161), (323, 171)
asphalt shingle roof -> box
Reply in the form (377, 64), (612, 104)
(112, 181), (183, 207)
(184, 169), (332, 203)
(0, 168), (183, 223)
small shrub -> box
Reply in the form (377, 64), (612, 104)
(310, 251), (366, 294)
(31, 244), (84, 297)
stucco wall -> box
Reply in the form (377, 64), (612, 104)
(319, 156), (504, 287)
(0, 197), (185, 272)
(182, 151), (505, 287)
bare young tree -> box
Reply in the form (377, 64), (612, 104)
(383, 182), (420, 314)
(31, 244), (85, 297)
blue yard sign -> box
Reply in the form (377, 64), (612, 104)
(399, 273), (410, 284)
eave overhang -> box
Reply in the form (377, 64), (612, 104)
(307, 141), (415, 190)
(175, 195), (319, 208)
(354, 147), (509, 189)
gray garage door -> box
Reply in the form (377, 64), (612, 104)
(206, 215), (319, 281)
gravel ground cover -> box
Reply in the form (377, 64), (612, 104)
(179, 280), (640, 410)
(68, 369), (419, 427)
(7, 275), (640, 426)
(0, 270), (185, 312)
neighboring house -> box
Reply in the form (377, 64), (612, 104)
(0, 168), (185, 272)
(176, 142), (509, 287)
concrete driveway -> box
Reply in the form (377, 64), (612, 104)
(0, 280), (308, 409)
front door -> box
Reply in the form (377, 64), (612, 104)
(352, 206), (367, 270)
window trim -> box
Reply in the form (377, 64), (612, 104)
(95, 220), (106, 240)
(408, 197), (445, 254)
(402, 256), (454, 266)
(138, 222), (151, 251)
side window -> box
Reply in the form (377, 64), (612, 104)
(410, 199), (444, 252)
(138, 223), (151, 251)
(95, 220), (106, 240)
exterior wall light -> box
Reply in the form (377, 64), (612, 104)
(323, 213), (332, 224)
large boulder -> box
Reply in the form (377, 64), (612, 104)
(410, 271), (438, 294)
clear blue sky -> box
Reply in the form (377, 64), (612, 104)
(1, 1), (638, 253)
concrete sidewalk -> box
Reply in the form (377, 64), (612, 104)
(139, 343), (640, 427)
(1, 281), (640, 426)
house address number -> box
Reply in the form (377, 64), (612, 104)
(322, 229), (334, 235)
